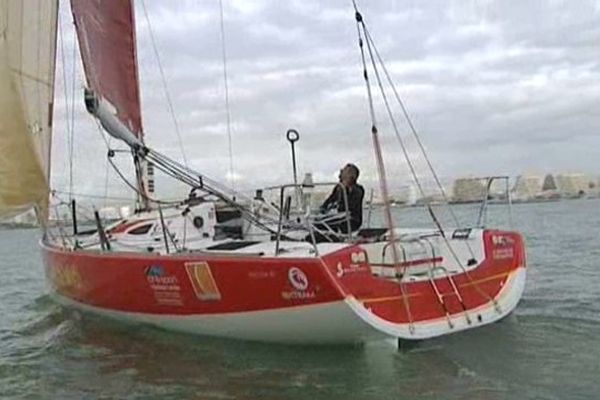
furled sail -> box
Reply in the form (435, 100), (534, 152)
(0, 0), (58, 219)
(71, 0), (143, 140)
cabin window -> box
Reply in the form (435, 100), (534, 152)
(128, 223), (153, 235)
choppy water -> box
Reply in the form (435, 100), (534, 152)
(1, 200), (599, 399)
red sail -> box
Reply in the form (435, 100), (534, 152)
(71, 0), (143, 138)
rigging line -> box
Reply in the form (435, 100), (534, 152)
(144, 151), (282, 232)
(360, 24), (471, 261)
(146, 149), (253, 204)
(360, 28), (481, 292)
(360, 35), (495, 310)
(91, 119), (168, 206)
(103, 136), (112, 208)
(148, 154), (277, 228)
(358, 20), (482, 276)
(51, 193), (107, 223)
(69, 22), (77, 200)
(90, 116), (276, 232)
(140, 0), (189, 167)
(17, 1), (23, 104)
(362, 28), (477, 261)
(352, 1), (413, 332)
(93, 119), (110, 148)
(145, 153), (204, 189)
(107, 154), (178, 206)
(52, 189), (135, 202)
(360, 26), (426, 202)
(363, 27), (464, 229)
(353, 9), (400, 266)
(147, 152), (276, 224)
(35, 3), (42, 141)
(218, 0), (235, 190)
(69, 25), (77, 123)
(354, 9), (411, 307)
(57, 13), (73, 201)
(93, 122), (138, 199)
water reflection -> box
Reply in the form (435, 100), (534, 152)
(27, 307), (528, 399)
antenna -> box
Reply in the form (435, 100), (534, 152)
(286, 129), (300, 206)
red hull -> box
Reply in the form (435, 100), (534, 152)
(42, 229), (525, 342)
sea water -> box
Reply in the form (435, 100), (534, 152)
(1, 200), (599, 399)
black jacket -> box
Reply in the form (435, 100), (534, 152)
(321, 183), (364, 231)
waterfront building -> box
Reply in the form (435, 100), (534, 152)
(452, 177), (486, 203)
(541, 174), (558, 191)
(555, 173), (590, 197)
(512, 174), (543, 200)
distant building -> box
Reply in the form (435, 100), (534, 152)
(486, 177), (511, 199)
(452, 178), (486, 203)
(392, 185), (417, 206)
(541, 174), (558, 191)
(555, 173), (589, 197)
(512, 174), (543, 200)
(414, 193), (446, 206)
(309, 189), (333, 208)
(589, 177), (600, 197)
(0, 209), (38, 227)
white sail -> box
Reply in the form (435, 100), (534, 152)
(0, 0), (58, 219)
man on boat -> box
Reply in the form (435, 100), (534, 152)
(315, 163), (364, 238)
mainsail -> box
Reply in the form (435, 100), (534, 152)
(71, 0), (153, 206)
(71, 0), (143, 139)
(0, 0), (58, 219)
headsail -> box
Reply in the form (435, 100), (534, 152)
(71, 0), (143, 140)
(0, 0), (58, 219)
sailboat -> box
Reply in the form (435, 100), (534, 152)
(0, 1), (526, 344)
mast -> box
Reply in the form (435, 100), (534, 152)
(352, 5), (415, 333)
(353, 9), (401, 269)
(71, 0), (151, 211)
(129, 0), (154, 209)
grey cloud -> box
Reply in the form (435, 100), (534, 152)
(51, 0), (600, 204)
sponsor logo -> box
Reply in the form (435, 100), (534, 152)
(288, 267), (308, 291)
(491, 235), (516, 260)
(51, 265), (83, 293)
(145, 265), (182, 306)
(337, 251), (370, 277)
(185, 262), (221, 301)
(282, 267), (316, 301)
(248, 270), (276, 279)
(145, 265), (164, 277)
(350, 251), (367, 264)
(336, 261), (370, 277)
(281, 290), (316, 300)
(145, 265), (179, 287)
(492, 235), (515, 247)
(492, 248), (514, 260)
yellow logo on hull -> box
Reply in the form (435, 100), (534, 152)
(185, 262), (221, 301)
(49, 264), (83, 294)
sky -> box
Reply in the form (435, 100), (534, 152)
(51, 0), (600, 203)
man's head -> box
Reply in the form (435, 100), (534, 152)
(341, 163), (359, 186)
